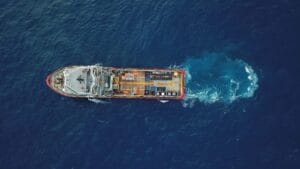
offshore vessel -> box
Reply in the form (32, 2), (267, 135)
(46, 65), (185, 100)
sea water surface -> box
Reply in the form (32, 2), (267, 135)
(1, 0), (300, 169)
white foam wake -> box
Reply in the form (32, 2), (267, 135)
(181, 52), (259, 107)
(88, 98), (110, 104)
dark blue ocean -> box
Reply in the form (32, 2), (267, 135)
(1, 0), (300, 169)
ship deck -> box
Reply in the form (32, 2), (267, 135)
(113, 69), (184, 99)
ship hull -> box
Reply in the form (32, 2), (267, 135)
(46, 65), (185, 100)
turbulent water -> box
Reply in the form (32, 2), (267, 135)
(88, 98), (110, 104)
(182, 53), (258, 106)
